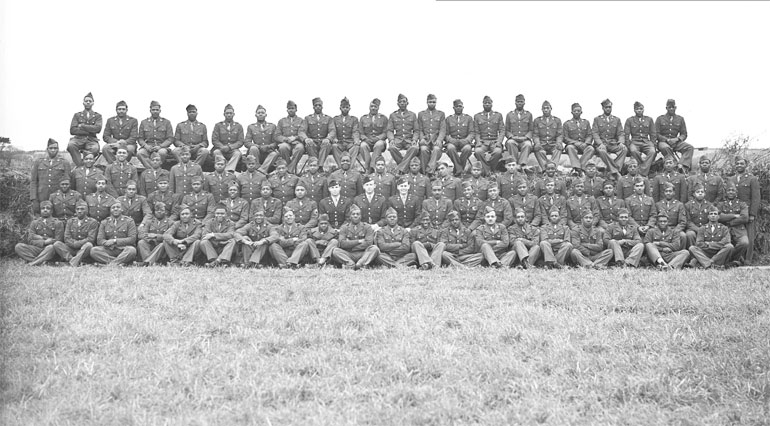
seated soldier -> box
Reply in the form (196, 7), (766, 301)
(582, 161), (605, 198)
(539, 207), (573, 269)
(532, 101), (563, 171)
(374, 207), (410, 268)
(53, 200), (97, 266)
(592, 99), (627, 178)
(285, 183), (319, 229)
(387, 94), (421, 174)
(200, 204), (237, 267)
(49, 177), (83, 220)
(223, 183), (249, 230)
(353, 176), (388, 231)
(688, 205), (734, 269)
(169, 146), (204, 196)
(318, 180), (352, 229)
(500, 207), (541, 269)
(404, 157), (430, 201)
(102, 100), (139, 164)
(644, 212), (690, 270)
(454, 181), (484, 228)
(333, 97), (362, 170)
(652, 155), (688, 203)
(244, 105), (278, 174)
(181, 176), (216, 222)
(475, 206), (510, 268)
(625, 177), (657, 236)
(603, 208), (644, 268)
(138, 152), (170, 196)
(684, 183), (713, 249)
(67, 93), (102, 167)
(301, 97), (335, 172)
(655, 182), (687, 249)
(400, 212), (444, 270)
(331, 204), (380, 269)
(422, 181), (453, 228)
(439, 211), (483, 268)
(71, 152), (103, 196)
(91, 201), (137, 266)
(237, 155), (268, 204)
(596, 180), (625, 229)
(328, 153), (362, 199)
(118, 180), (151, 226)
(204, 155), (237, 203)
(416, 94), (445, 176)
(298, 156), (328, 204)
(104, 146), (138, 197)
(388, 177), (422, 230)
(444, 99), (476, 176)
(462, 162), (490, 201)
(307, 214), (339, 267)
(211, 104), (244, 173)
(359, 98), (388, 174)
(136, 201), (174, 266)
(434, 162), (461, 202)
(565, 179), (599, 228)
(508, 179), (541, 227)
(536, 178), (567, 227)
(569, 210), (613, 269)
(145, 175), (179, 222)
(533, 161), (568, 198)
(615, 158), (651, 200)
(369, 156), (396, 199)
(563, 102), (595, 175)
(269, 208), (311, 269)
(268, 159), (300, 205)
(173, 104), (210, 168)
(162, 205), (202, 266)
(471, 185), (513, 230)
(86, 176), (117, 222)
(235, 209), (277, 268)
(14, 201), (64, 265)
(717, 183), (749, 267)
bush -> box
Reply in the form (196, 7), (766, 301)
(0, 171), (31, 257)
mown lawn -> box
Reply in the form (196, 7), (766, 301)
(1, 261), (769, 425)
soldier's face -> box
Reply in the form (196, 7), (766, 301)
(397, 98), (408, 110)
(664, 158), (675, 171)
(549, 211), (560, 224)
(666, 105), (676, 115)
(515, 99), (525, 110)
(515, 212), (526, 225)
(421, 216), (431, 228)
(84, 154), (95, 167)
(59, 180), (70, 192)
(386, 213), (397, 226)
(618, 213), (629, 225)
(340, 105), (350, 115)
(398, 182), (409, 193)
(111, 204), (123, 217)
(47, 143), (59, 158)
(432, 187), (442, 198)
(375, 162), (386, 173)
(180, 210), (191, 221)
(694, 189), (705, 201)
(726, 187), (737, 199)
(628, 163), (639, 174)
(96, 180), (107, 192)
(256, 109), (267, 120)
(117, 149), (128, 162)
(246, 161), (257, 171)
(126, 185), (137, 197)
(187, 109), (197, 121)
(572, 106), (582, 119)
(295, 186), (306, 198)
(542, 105), (551, 116)
(505, 162), (517, 173)
(150, 106), (161, 118)
(215, 161), (226, 172)
(699, 160), (711, 172)
(283, 211), (295, 224)
(307, 162), (319, 173)
(158, 181), (169, 191)
(116, 106), (127, 117)
(604, 184), (615, 197)
(363, 181), (375, 193)
(224, 109), (235, 121)
(154, 206), (167, 219)
(276, 165), (287, 175)
(585, 165), (596, 176)
(192, 181), (202, 192)
(484, 211), (496, 225)
(603, 104), (612, 115)
(83, 97), (94, 109)
(450, 216), (461, 228)
(545, 165), (556, 176)
(735, 160), (747, 173)
(634, 105), (644, 116)
(253, 213), (264, 224)
(150, 156), (161, 169)
(350, 210), (361, 222)
(582, 214), (593, 227)
(329, 185), (341, 197)
(229, 187), (239, 198)
(261, 186), (272, 197)
(488, 187), (499, 199)
(341, 158), (351, 170)
(574, 183), (584, 195)
(76, 205), (87, 219)
(369, 103), (379, 115)
(427, 99), (436, 110)
(436, 164), (447, 177)
(463, 186), (473, 198)
(313, 102), (323, 114)
(40, 204), (52, 217)
(471, 167), (481, 178)
(215, 209), (227, 221)
(657, 216), (668, 230)
(409, 162), (420, 173)
(634, 182), (645, 194)
(483, 100), (492, 111)
(453, 103), (463, 115)
(664, 187), (674, 200)
(545, 182), (555, 193)
(287, 106), (297, 117)
(517, 183), (528, 196)
(708, 211), (720, 222)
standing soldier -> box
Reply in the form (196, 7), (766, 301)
(274, 100), (306, 175)
(86, 177), (117, 222)
(644, 212), (690, 270)
(235, 210), (277, 268)
(67, 92), (102, 167)
(104, 146), (138, 197)
(475, 207), (510, 268)
(727, 156), (760, 263)
(14, 201), (64, 265)
(717, 183), (750, 267)
(687, 155), (724, 203)
(53, 200), (98, 267)
(70, 152), (103, 196)
(212, 104), (244, 173)
(688, 205), (734, 269)
(417, 94), (446, 176)
(656, 99), (693, 174)
(332, 97), (361, 170)
(318, 180), (351, 229)
(200, 204), (237, 267)
(136, 100), (174, 169)
(269, 209), (311, 269)
(301, 98), (336, 172)
(387, 94), (420, 174)
(162, 205), (202, 266)
(173, 104), (210, 169)
(652, 155), (687, 203)
(444, 99), (475, 177)
(563, 103), (595, 176)
(237, 155), (267, 203)
(136, 201), (174, 266)
(504, 94), (534, 170)
(91, 201), (137, 266)
(532, 101), (563, 172)
(244, 105), (279, 175)
(332, 205), (380, 269)
(31, 139), (71, 214)
(603, 208), (645, 268)
(204, 155), (237, 202)
(359, 98), (388, 174)
(169, 146), (203, 196)
(473, 96), (505, 175)
(49, 178), (83, 220)
(570, 210), (613, 269)
(623, 101), (657, 177)
(592, 99), (627, 178)
(102, 100), (139, 164)
(138, 152), (169, 196)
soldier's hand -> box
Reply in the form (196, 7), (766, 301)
(179, 244), (187, 251)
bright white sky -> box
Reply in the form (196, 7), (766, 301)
(1, 0), (768, 151)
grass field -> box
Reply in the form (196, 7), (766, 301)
(1, 261), (769, 425)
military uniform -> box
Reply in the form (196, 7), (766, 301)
(269, 222), (310, 267)
(475, 222), (510, 266)
(237, 170), (267, 203)
(53, 215), (98, 266)
(162, 218), (202, 263)
(505, 109), (534, 166)
(688, 172), (724, 203)
(592, 114), (627, 174)
(203, 171), (237, 203)
(500, 222), (541, 267)
(14, 216), (64, 265)
(616, 173), (651, 200)
(71, 166), (103, 196)
(138, 167), (169, 197)
(625, 193), (657, 230)
(532, 115), (563, 170)
(688, 222), (733, 268)
(211, 120), (244, 173)
(496, 171), (522, 200)
(444, 113), (475, 174)
(473, 110), (505, 174)
(453, 195), (483, 228)
(563, 118), (595, 171)
(102, 115), (139, 163)
(508, 193), (541, 226)
(370, 171), (396, 199)
(717, 197), (750, 263)
(583, 175), (605, 199)
(400, 223), (444, 268)
(644, 226), (690, 269)
(417, 109), (446, 174)
(404, 170), (430, 201)
(199, 218), (237, 264)
(471, 197), (513, 229)
(104, 161), (138, 197)
(118, 194), (151, 226)
(328, 168), (362, 200)
(235, 220), (277, 266)
(49, 189), (83, 220)
(245, 121), (279, 174)
(387, 109), (420, 173)
(624, 115), (657, 177)
(603, 222), (644, 267)
(91, 215), (137, 265)
(298, 171), (328, 204)
(533, 176), (568, 198)
(439, 224), (482, 267)
(268, 173), (300, 205)
(332, 221), (379, 268)
(536, 194), (567, 226)
(353, 193), (388, 227)
(223, 196), (250, 229)
(359, 112), (388, 173)
(565, 194), (599, 228)
(596, 195), (626, 229)
(539, 222), (573, 266)
(387, 193), (422, 229)
(181, 191), (216, 221)
(421, 195), (454, 228)
(86, 192), (117, 221)
(332, 114), (361, 169)
(655, 198), (687, 234)
(570, 225), (613, 268)
(137, 116), (174, 169)
(137, 215), (174, 264)
(318, 196), (352, 229)
(249, 196), (283, 224)
(462, 176), (490, 201)
(68, 109), (103, 166)
(31, 154), (71, 214)
(145, 190), (180, 222)
(301, 113), (336, 169)
(174, 119), (210, 167)
(435, 175), (461, 202)
(374, 224), (410, 267)
(727, 171), (760, 263)
(684, 198), (713, 248)
(284, 198), (318, 228)
(274, 115), (305, 174)
(306, 225), (339, 264)
(652, 171), (687, 203)
(656, 112), (693, 170)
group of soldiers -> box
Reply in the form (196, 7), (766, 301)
(19, 92), (761, 270)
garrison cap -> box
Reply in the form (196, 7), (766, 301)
(126, 180), (137, 187)
(666, 99), (676, 107)
(420, 211), (431, 220)
(410, 157), (421, 165)
(485, 206), (495, 214)
(84, 92), (94, 100)
(483, 95), (492, 103)
(287, 100), (297, 108)
(256, 104), (266, 112)
(244, 155), (257, 163)
(371, 98), (381, 107)
(223, 104), (234, 112)
(349, 204), (361, 214)
(396, 177), (409, 186)
(626, 158), (638, 166)
(186, 104), (197, 112)
(283, 206), (294, 215)
(191, 175), (203, 183)
(581, 209), (594, 218)
(40, 200), (53, 208)
(157, 174), (169, 183)
(657, 211), (669, 219)
(318, 213), (330, 223)
(427, 94), (437, 101)
(571, 103), (581, 110)
(633, 101), (643, 109)
(312, 97), (322, 105)
(305, 156), (318, 165)
(691, 183), (705, 192)
(111, 199), (123, 208)
(47, 138), (58, 147)
(397, 94), (407, 101)
(503, 153), (516, 164)
(542, 100), (551, 107)
(447, 211), (460, 220)
(274, 159), (287, 166)
(340, 97), (350, 107)
(150, 100), (160, 107)
(214, 154), (226, 163)
(514, 207), (526, 216)
(149, 152), (161, 159)
(75, 199), (88, 208)
(453, 99), (463, 107)
(154, 201), (167, 210)
(699, 155), (711, 163)
(374, 156), (385, 164)
(362, 175), (373, 184)
(228, 182), (240, 190)
(515, 94), (525, 101)
(261, 181), (272, 189)
(116, 100), (127, 108)
(431, 181), (443, 190)
(178, 204), (191, 213)
(328, 179), (340, 188)
(600, 99), (612, 107)
(462, 180), (473, 189)
(725, 181), (737, 190)
(617, 208), (629, 215)
(386, 207), (398, 217)
(294, 182), (306, 190)
(214, 203), (228, 211)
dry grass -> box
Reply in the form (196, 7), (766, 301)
(1, 262), (769, 425)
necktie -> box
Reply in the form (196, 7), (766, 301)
(119, 119), (123, 126)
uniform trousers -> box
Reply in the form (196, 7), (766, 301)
(474, 140), (503, 174)
(360, 140), (387, 173)
(389, 141), (420, 174)
(278, 142), (305, 175)
(398, 241), (444, 267)
(445, 141), (473, 175)
(307, 239), (339, 261)
(645, 244), (690, 269)
(658, 140), (694, 170)
(506, 139), (533, 167)
(91, 245), (137, 265)
(441, 252), (484, 268)
(534, 142), (563, 170)
(539, 241), (573, 265)
(565, 142), (595, 170)
(68, 137), (101, 167)
(570, 248), (614, 267)
(137, 240), (167, 264)
(14, 243), (58, 265)
(500, 240), (541, 267)
(596, 142), (627, 174)
(200, 239), (236, 262)
(269, 240), (312, 266)
(137, 146), (170, 169)
(627, 141), (655, 176)
(163, 240), (199, 263)
(52, 241), (93, 266)
(689, 244), (734, 268)
(331, 246), (380, 267)
(607, 240), (644, 266)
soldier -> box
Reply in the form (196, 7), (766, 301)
(592, 99), (627, 177)
(570, 210), (613, 269)
(565, 179), (599, 228)
(684, 183), (713, 249)
(475, 206), (509, 268)
(331, 204), (380, 269)
(644, 212), (690, 270)
(615, 158), (651, 200)
(688, 205), (734, 269)
(285, 183), (318, 229)
(374, 207), (411, 268)
(328, 153), (362, 199)
(404, 157), (430, 201)
(306, 214), (339, 267)
(53, 200), (98, 266)
(471, 185), (513, 230)
(237, 155), (267, 203)
(439, 211), (482, 267)
(204, 155), (237, 202)
(274, 100), (306, 174)
(268, 159), (300, 205)
(138, 152), (169, 196)
(532, 101), (563, 171)
(136, 201), (174, 266)
(86, 177), (117, 222)
(223, 183), (250, 230)
(422, 182), (453, 228)
(332, 97), (361, 170)
(687, 155), (724, 203)
(298, 156), (328, 204)
(244, 105), (279, 175)
(136, 100), (174, 169)
(212, 104), (244, 173)
(173, 104), (210, 168)
(563, 102), (595, 175)
(104, 146), (138, 197)
(539, 207), (573, 269)
(67, 92), (102, 167)
(117, 180), (151, 226)
(473, 96), (505, 175)
(603, 208), (644, 268)
(353, 176), (388, 230)
(145, 175), (179, 222)
(497, 155), (522, 200)
(453, 181), (482, 228)
(500, 208), (541, 269)
(623, 101), (657, 177)
(181, 176), (216, 222)
(727, 156), (760, 263)
(359, 98), (388, 174)
(102, 100), (139, 164)
(91, 201), (137, 266)
(625, 177), (657, 236)
(14, 201), (64, 265)
(300, 97), (335, 171)
(70, 152), (103, 196)
(508, 179), (541, 227)
(444, 99), (475, 176)
(656, 99), (693, 173)
(717, 183), (750, 266)
(400, 212), (444, 270)
(250, 181), (283, 225)
(318, 180), (351, 229)
(387, 94), (420, 174)
(31, 138), (71, 214)
(369, 156), (396, 199)
(596, 180), (626, 229)
(533, 161), (568, 198)
(582, 161), (605, 198)
(163, 205), (202, 266)
(536, 178), (567, 226)
(462, 162), (490, 201)
(49, 178), (83, 220)
(200, 204), (237, 267)
(504, 94), (534, 169)
(434, 162), (461, 202)
(269, 209), (310, 269)
(388, 177), (422, 229)
(652, 155), (687, 203)
(655, 182), (688, 249)
(235, 209), (276, 268)
(416, 94), (445, 175)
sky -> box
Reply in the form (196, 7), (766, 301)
(1, 0), (769, 151)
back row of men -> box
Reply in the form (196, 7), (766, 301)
(63, 92), (693, 181)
